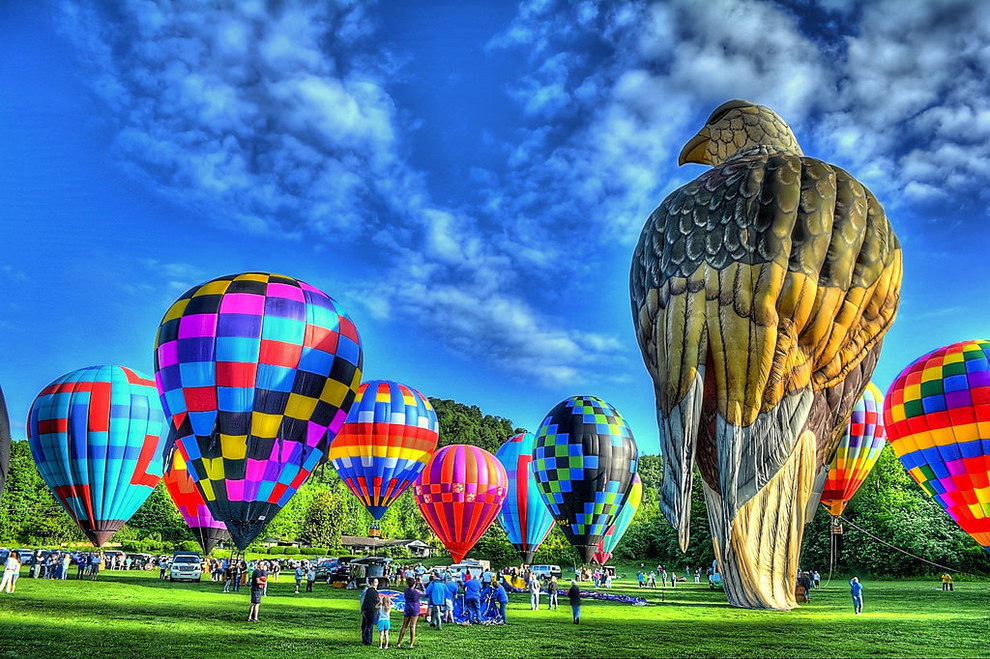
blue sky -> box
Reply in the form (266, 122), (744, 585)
(2, 0), (988, 456)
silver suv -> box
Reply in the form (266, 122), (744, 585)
(169, 552), (202, 582)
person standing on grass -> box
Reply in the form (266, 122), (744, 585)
(567, 580), (581, 624)
(90, 552), (103, 581)
(306, 563), (316, 593)
(223, 562), (234, 593)
(1, 551), (20, 593)
(360, 578), (380, 645)
(849, 577), (863, 615)
(271, 560), (280, 584)
(294, 563), (304, 594)
(637, 571), (645, 588)
(159, 557), (168, 580)
(528, 572), (541, 610)
(547, 576), (559, 610)
(396, 576), (424, 648)
(76, 554), (87, 580)
(813, 570), (821, 589)
(493, 580), (509, 624)
(941, 573), (954, 591)
(425, 574), (446, 629)
(248, 561), (268, 622)
(443, 577), (458, 623)
(61, 552), (70, 580)
(378, 593), (394, 649)
(463, 573), (482, 624)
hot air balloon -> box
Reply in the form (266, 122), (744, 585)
(820, 383), (886, 517)
(593, 474), (643, 566)
(883, 340), (990, 554)
(413, 444), (507, 563)
(495, 432), (555, 564)
(630, 100), (902, 610)
(163, 429), (230, 554)
(27, 365), (167, 546)
(0, 385), (10, 504)
(532, 396), (639, 563)
(154, 272), (363, 549)
(329, 380), (438, 520)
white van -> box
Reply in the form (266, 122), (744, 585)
(169, 551), (202, 582)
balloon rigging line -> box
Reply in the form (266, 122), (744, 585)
(837, 514), (976, 576)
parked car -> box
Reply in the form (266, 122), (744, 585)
(529, 564), (562, 581)
(169, 551), (202, 582)
(314, 558), (339, 581)
(125, 553), (153, 570)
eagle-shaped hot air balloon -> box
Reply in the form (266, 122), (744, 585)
(820, 383), (886, 518)
(27, 366), (167, 546)
(0, 385), (10, 504)
(329, 380), (438, 520)
(630, 100), (902, 609)
(413, 444), (507, 563)
(163, 429), (230, 554)
(496, 432), (555, 564)
(883, 340), (990, 554)
(593, 474), (642, 566)
(154, 272), (363, 549)
(532, 396), (639, 564)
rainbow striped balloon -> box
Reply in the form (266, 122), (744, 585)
(883, 340), (990, 553)
(496, 432), (554, 564)
(593, 474), (642, 566)
(414, 444), (507, 563)
(27, 365), (167, 547)
(820, 383), (886, 517)
(163, 428), (230, 555)
(329, 380), (439, 519)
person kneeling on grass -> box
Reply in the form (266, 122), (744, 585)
(568, 580), (581, 624)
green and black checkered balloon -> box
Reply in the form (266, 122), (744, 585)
(532, 396), (638, 563)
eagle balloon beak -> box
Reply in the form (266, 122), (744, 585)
(678, 127), (712, 166)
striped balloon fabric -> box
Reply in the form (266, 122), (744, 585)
(593, 474), (642, 566)
(820, 383), (886, 517)
(495, 432), (554, 564)
(883, 340), (990, 553)
(154, 272), (363, 549)
(163, 430), (230, 555)
(329, 380), (439, 519)
(27, 365), (167, 546)
(414, 444), (507, 563)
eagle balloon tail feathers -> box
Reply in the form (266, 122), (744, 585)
(706, 428), (816, 610)
(658, 366), (704, 553)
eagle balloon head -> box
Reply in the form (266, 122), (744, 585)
(678, 99), (804, 166)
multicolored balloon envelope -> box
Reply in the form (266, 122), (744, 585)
(883, 340), (990, 554)
(163, 429), (230, 554)
(532, 396), (639, 563)
(496, 432), (554, 564)
(0, 385), (10, 505)
(329, 380), (439, 519)
(413, 444), (507, 563)
(593, 474), (642, 566)
(154, 272), (363, 549)
(820, 382), (886, 517)
(27, 365), (167, 546)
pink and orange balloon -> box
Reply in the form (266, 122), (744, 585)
(413, 444), (507, 563)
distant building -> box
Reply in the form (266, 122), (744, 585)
(340, 536), (433, 558)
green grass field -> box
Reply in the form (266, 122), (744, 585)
(0, 568), (987, 658)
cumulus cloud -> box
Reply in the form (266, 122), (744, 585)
(56, 0), (626, 385)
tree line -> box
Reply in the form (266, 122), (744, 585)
(2, 398), (988, 576)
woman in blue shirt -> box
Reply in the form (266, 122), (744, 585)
(849, 577), (863, 615)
